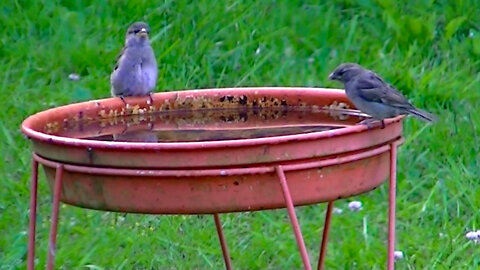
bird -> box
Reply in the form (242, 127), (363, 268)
(328, 63), (436, 127)
(110, 21), (158, 103)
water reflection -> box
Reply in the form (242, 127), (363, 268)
(48, 107), (365, 143)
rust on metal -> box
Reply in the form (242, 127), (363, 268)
(42, 90), (360, 134)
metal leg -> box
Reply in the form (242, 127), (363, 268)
(213, 214), (232, 270)
(317, 201), (334, 270)
(28, 158), (39, 270)
(387, 143), (397, 270)
(275, 166), (312, 270)
(46, 165), (64, 270)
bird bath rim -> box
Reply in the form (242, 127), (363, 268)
(21, 87), (403, 151)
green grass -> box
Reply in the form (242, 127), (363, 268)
(1, 0), (480, 269)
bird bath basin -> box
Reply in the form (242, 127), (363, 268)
(22, 87), (404, 270)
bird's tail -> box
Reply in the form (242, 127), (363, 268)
(407, 108), (437, 122)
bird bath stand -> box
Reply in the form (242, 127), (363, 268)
(21, 87), (404, 270)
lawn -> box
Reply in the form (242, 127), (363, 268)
(1, 0), (480, 269)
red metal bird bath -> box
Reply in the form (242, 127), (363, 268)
(21, 87), (404, 270)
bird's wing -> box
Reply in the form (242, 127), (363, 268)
(355, 72), (413, 108)
(113, 46), (127, 71)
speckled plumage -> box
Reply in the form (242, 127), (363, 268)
(328, 63), (436, 122)
(110, 22), (158, 97)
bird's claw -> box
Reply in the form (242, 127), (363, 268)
(358, 119), (385, 129)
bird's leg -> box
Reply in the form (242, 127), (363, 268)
(119, 96), (127, 105)
(147, 93), (154, 106)
(381, 120), (385, 129)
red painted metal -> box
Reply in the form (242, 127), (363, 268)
(21, 87), (404, 269)
(213, 214), (232, 270)
(276, 166), (312, 270)
(387, 142), (398, 270)
(27, 159), (38, 270)
(34, 143), (391, 177)
(34, 144), (394, 214)
(317, 201), (334, 270)
(46, 165), (63, 270)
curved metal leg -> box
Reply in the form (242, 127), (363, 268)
(213, 214), (232, 270)
(28, 158), (39, 270)
(317, 201), (334, 270)
(47, 165), (64, 270)
(275, 166), (312, 270)
(387, 143), (397, 270)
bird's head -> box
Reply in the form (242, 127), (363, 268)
(328, 63), (365, 83)
(125, 22), (150, 45)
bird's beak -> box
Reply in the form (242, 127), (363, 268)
(328, 72), (337, 80)
(138, 28), (148, 38)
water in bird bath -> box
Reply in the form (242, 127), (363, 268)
(46, 107), (366, 143)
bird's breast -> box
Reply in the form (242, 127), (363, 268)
(141, 62), (158, 91)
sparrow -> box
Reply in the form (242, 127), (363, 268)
(110, 22), (158, 102)
(328, 63), (436, 127)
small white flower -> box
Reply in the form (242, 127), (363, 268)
(465, 231), (479, 240)
(68, 73), (81, 81)
(394, 250), (404, 260)
(332, 207), (343, 214)
(469, 30), (475, 38)
(307, 57), (314, 63)
(255, 47), (261, 55)
(348, 201), (362, 212)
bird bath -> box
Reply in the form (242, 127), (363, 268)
(22, 87), (404, 270)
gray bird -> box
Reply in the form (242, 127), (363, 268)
(110, 22), (158, 101)
(328, 63), (436, 127)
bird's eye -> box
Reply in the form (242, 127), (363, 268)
(133, 29), (140, 34)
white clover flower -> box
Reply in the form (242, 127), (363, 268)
(348, 201), (362, 212)
(332, 207), (343, 214)
(68, 73), (81, 81)
(465, 231), (479, 240)
(394, 250), (404, 260)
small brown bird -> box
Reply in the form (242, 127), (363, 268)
(110, 22), (157, 102)
(328, 63), (436, 126)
